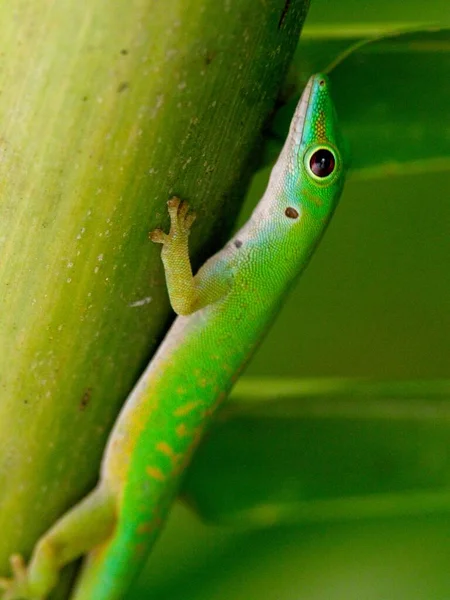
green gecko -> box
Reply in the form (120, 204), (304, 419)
(0, 73), (346, 600)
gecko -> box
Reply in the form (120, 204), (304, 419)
(0, 72), (347, 600)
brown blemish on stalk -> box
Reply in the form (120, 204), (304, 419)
(117, 81), (129, 93)
(204, 51), (216, 66)
(79, 388), (92, 411)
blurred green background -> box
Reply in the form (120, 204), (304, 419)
(129, 0), (450, 598)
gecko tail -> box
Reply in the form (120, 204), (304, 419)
(70, 531), (147, 600)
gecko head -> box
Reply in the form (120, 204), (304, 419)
(284, 73), (346, 222)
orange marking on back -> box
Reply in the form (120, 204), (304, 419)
(176, 423), (189, 437)
(173, 400), (202, 417)
(146, 465), (165, 481)
(133, 542), (147, 558)
(136, 521), (154, 535)
(156, 441), (175, 457)
(173, 426), (204, 476)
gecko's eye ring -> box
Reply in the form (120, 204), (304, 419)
(309, 149), (335, 178)
(304, 145), (339, 185)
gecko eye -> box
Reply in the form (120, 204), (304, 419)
(304, 145), (338, 184)
(309, 149), (335, 177)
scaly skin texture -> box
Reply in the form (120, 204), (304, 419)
(0, 73), (346, 600)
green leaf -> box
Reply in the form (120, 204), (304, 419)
(183, 378), (450, 524)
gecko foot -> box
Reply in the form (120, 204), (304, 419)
(149, 197), (196, 245)
(0, 554), (38, 600)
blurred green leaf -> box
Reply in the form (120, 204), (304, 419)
(306, 0), (449, 26)
(133, 510), (450, 600)
(183, 378), (450, 524)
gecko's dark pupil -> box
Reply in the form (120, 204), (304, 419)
(310, 149), (335, 177)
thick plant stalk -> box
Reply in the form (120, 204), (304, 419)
(0, 0), (309, 595)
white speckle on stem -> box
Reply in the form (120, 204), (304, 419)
(150, 94), (165, 119)
(129, 296), (152, 308)
(165, 48), (177, 61)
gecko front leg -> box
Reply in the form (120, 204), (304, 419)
(150, 197), (198, 315)
(150, 197), (231, 315)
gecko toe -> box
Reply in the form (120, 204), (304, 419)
(167, 197), (181, 217)
(184, 212), (196, 230)
(177, 200), (190, 219)
(149, 229), (167, 244)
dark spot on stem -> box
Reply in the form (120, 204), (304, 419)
(117, 81), (129, 93)
(204, 51), (216, 66)
(120, 49), (129, 55)
(234, 239), (242, 248)
(278, 0), (292, 29)
(79, 388), (92, 411)
(285, 207), (299, 219)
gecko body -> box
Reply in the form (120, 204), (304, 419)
(0, 73), (346, 600)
